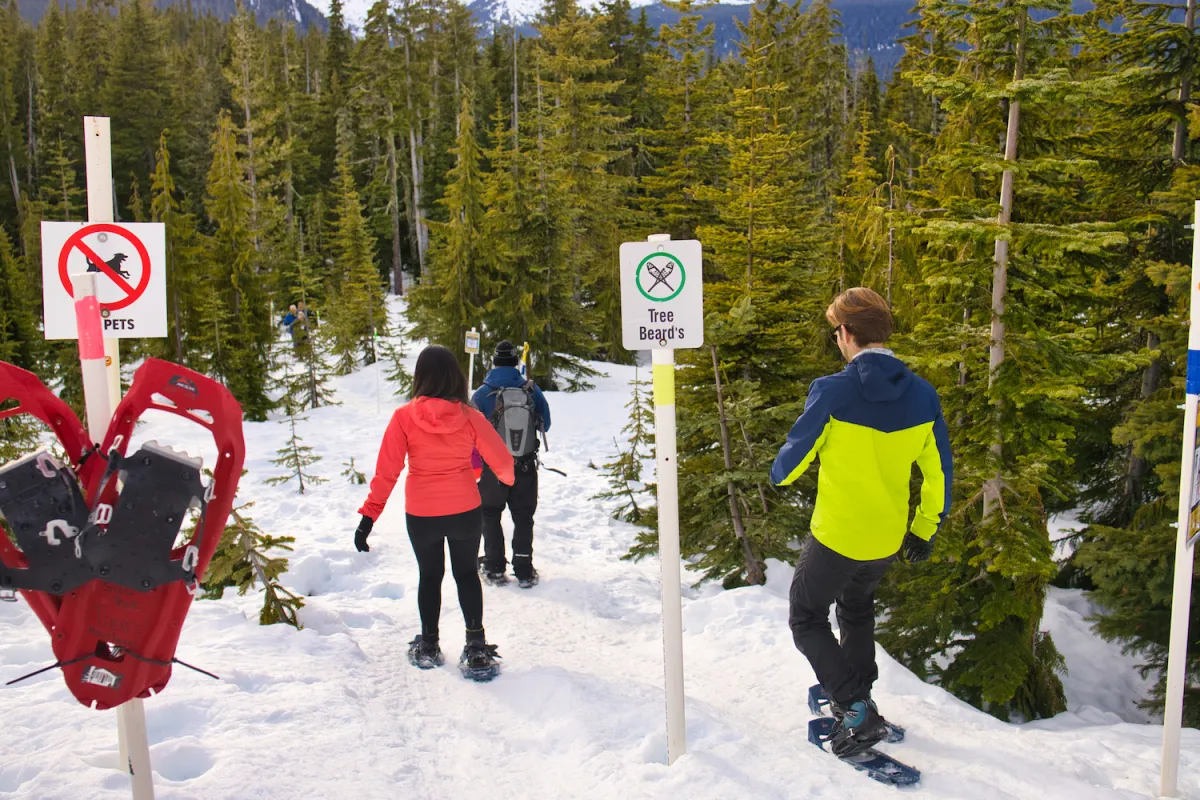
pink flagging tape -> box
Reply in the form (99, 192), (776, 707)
(74, 296), (105, 360)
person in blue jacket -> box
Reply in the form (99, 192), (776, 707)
(471, 340), (552, 588)
(770, 287), (952, 758)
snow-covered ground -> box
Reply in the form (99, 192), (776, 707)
(0, 299), (1195, 799)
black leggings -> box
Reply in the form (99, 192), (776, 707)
(406, 507), (484, 643)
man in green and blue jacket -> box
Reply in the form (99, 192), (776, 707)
(770, 287), (952, 757)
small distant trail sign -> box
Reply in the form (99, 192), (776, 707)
(42, 222), (167, 339)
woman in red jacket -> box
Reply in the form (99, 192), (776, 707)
(353, 345), (515, 680)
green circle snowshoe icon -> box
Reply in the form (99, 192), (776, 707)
(636, 253), (686, 302)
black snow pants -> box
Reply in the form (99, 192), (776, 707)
(407, 507), (485, 643)
(479, 456), (538, 580)
(789, 535), (895, 707)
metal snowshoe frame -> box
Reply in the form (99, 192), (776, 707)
(0, 358), (244, 709)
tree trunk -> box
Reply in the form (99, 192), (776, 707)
(711, 344), (766, 585)
(886, 146), (896, 306)
(6, 148), (19, 208)
(25, 65), (35, 188)
(983, 9), (1026, 520)
(403, 33), (427, 276)
(281, 25), (295, 236)
(1126, 332), (1162, 502)
(1174, 0), (1198, 161)
(386, 110), (404, 295)
(511, 25), (520, 159)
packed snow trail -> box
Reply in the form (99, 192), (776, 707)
(0, 305), (1197, 798)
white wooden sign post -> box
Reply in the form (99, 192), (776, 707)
(43, 117), (162, 800)
(620, 234), (703, 766)
(1161, 199), (1200, 798)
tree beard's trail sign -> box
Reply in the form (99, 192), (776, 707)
(42, 222), (167, 339)
(620, 239), (703, 350)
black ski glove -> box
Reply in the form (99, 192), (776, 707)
(902, 532), (934, 563)
(354, 515), (374, 552)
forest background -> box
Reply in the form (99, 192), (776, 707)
(0, 0), (1197, 728)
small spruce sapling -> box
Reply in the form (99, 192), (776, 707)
(342, 457), (367, 485)
(200, 489), (304, 627)
(266, 386), (327, 495)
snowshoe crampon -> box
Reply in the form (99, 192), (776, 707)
(807, 684), (905, 743)
(459, 641), (501, 682)
(0, 359), (245, 709)
(808, 717), (920, 787)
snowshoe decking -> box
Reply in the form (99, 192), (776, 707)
(79, 442), (205, 592)
(0, 362), (101, 632)
(808, 716), (920, 787)
(0, 358), (245, 710)
(0, 451), (94, 594)
(808, 684), (905, 743)
(459, 641), (501, 682)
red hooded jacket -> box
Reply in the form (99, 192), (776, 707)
(359, 397), (515, 520)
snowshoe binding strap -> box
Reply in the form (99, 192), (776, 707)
(0, 451), (94, 594)
(80, 442), (205, 592)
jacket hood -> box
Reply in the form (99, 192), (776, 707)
(482, 367), (528, 389)
(408, 397), (470, 433)
(847, 351), (912, 403)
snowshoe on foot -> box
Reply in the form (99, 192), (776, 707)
(407, 636), (444, 669)
(459, 639), (501, 682)
(808, 685), (904, 743)
(828, 700), (888, 757)
(516, 569), (539, 589)
(483, 569), (509, 586)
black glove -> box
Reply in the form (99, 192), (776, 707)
(902, 532), (934, 563)
(354, 515), (374, 552)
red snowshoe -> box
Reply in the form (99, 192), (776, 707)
(0, 359), (245, 709)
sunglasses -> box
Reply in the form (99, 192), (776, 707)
(830, 324), (843, 342)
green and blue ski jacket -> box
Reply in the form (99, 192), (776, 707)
(770, 350), (952, 561)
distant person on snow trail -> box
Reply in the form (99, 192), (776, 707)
(770, 287), (952, 758)
(353, 345), (515, 679)
(281, 304), (298, 334)
(471, 340), (552, 589)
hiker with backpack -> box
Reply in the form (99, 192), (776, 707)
(471, 340), (552, 589)
(353, 345), (515, 680)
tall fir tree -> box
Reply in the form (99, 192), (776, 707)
(674, 7), (834, 586)
(204, 110), (273, 419)
(410, 92), (493, 366)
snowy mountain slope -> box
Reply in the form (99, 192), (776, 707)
(0, 298), (1195, 799)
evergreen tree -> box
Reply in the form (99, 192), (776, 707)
(0, 225), (37, 370)
(205, 110), (273, 418)
(597, 367), (657, 527)
(877, 0), (1131, 721)
(325, 117), (386, 374)
(151, 132), (208, 366)
(265, 390), (326, 494)
(202, 500), (304, 628)
(102, 0), (170, 207)
(671, 8), (834, 586)
(409, 92), (493, 365)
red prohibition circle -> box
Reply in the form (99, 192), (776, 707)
(57, 223), (152, 312)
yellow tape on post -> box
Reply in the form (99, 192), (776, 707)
(653, 362), (675, 406)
